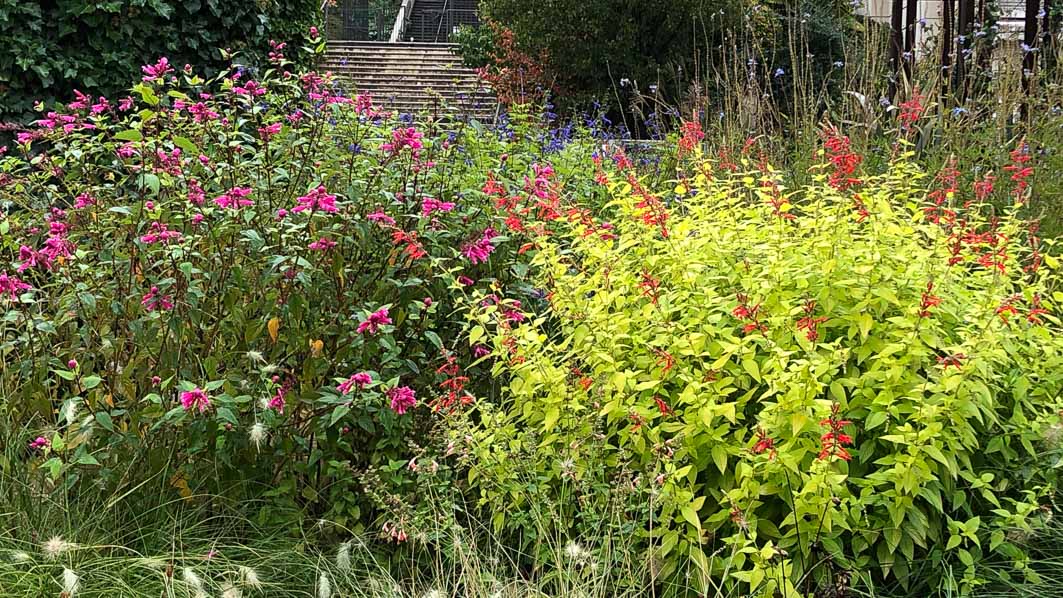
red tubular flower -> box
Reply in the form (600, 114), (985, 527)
(817, 403), (854, 461)
(919, 281), (942, 318)
(751, 427), (777, 460)
(937, 353), (967, 370)
(654, 396), (672, 416)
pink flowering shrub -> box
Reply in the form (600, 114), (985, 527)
(0, 42), (575, 533)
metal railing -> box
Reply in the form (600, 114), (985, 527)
(389, 0), (416, 42)
(323, 0), (401, 42)
(407, 7), (479, 43)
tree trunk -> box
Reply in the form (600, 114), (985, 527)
(941, 0), (955, 97)
(956, 0), (975, 101)
(904, 0), (918, 83)
(1022, 0), (1042, 120)
(889, 0), (905, 100)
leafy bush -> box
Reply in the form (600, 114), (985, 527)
(473, 0), (854, 114)
(0, 0), (320, 122)
(0, 40), (584, 535)
(468, 127), (1063, 595)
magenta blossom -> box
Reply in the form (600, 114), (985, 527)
(141, 286), (174, 311)
(140, 221), (182, 245)
(381, 127), (424, 156)
(421, 197), (456, 216)
(338, 372), (373, 394)
(461, 228), (497, 265)
(268, 387), (286, 413)
(29, 436), (51, 451)
(387, 386), (417, 415)
(180, 387), (210, 413)
(213, 187), (254, 210)
(73, 193), (96, 209)
(357, 307), (392, 334)
(473, 344), (491, 357)
(292, 185), (338, 214)
(0, 271), (32, 300)
(308, 237), (337, 252)
(141, 57), (174, 82)
(367, 211), (396, 226)
(258, 122), (282, 139)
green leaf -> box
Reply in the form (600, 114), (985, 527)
(329, 405), (350, 427)
(741, 358), (760, 383)
(83, 375), (103, 389)
(95, 411), (114, 432)
(864, 411), (889, 430)
(424, 330), (443, 350)
(711, 445), (727, 474)
(114, 129), (142, 141)
(215, 407), (237, 425)
(469, 325), (485, 345)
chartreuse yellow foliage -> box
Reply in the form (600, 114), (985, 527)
(467, 153), (1063, 596)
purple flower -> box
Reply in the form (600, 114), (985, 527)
(387, 386), (417, 415)
(357, 307), (392, 335)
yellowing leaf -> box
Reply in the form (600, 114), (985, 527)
(170, 472), (192, 501)
(268, 317), (281, 343)
(309, 339), (324, 357)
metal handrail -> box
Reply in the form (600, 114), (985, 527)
(390, 0), (416, 43)
(435, 0), (449, 42)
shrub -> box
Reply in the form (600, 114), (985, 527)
(0, 40), (579, 535)
(0, 0), (320, 122)
(467, 128), (1063, 594)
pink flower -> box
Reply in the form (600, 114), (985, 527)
(141, 57), (174, 82)
(67, 359), (78, 369)
(73, 193), (96, 209)
(17, 245), (51, 272)
(473, 344), (491, 357)
(338, 372), (373, 394)
(151, 376), (161, 386)
(118, 97), (135, 111)
(116, 143), (137, 159)
(140, 221), (182, 245)
(233, 80), (266, 97)
(387, 386), (417, 415)
(357, 307), (392, 334)
(461, 228), (497, 265)
(308, 236), (337, 252)
(268, 387), (286, 413)
(141, 286), (174, 311)
(310, 26), (319, 38)
(421, 197), (456, 216)
(0, 271), (32, 299)
(192, 213), (204, 225)
(458, 275), (475, 286)
(258, 122), (282, 140)
(213, 187), (254, 210)
(292, 185), (338, 214)
(29, 436), (50, 451)
(180, 387), (210, 412)
(381, 127), (424, 156)
(188, 102), (219, 123)
(367, 211), (395, 226)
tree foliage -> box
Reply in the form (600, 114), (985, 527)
(473, 0), (853, 114)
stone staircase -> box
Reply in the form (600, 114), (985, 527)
(322, 41), (497, 121)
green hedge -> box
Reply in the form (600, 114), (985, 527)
(0, 0), (319, 122)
